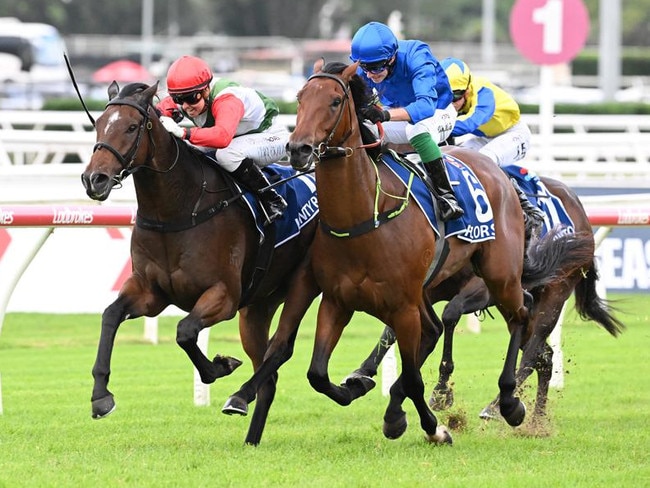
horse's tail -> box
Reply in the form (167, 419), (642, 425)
(522, 226), (595, 289)
(573, 260), (626, 337)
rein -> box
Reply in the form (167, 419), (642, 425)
(306, 71), (411, 238)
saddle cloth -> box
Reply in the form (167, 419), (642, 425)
(501, 164), (575, 237)
(382, 152), (496, 243)
(240, 164), (319, 247)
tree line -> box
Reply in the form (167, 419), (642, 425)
(1, 0), (649, 46)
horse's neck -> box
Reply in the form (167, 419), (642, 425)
(133, 142), (212, 219)
(316, 148), (379, 227)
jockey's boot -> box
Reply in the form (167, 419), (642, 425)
(509, 177), (545, 233)
(423, 157), (464, 222)
(232, 158), (287, 224)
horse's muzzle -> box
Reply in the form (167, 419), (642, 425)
(81, 172), (114, 201)
(286, 142), (315, 171)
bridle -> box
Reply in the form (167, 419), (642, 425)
(92, 98), (179, 185)
(306, 72), (382, 162)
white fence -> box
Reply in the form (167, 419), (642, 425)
(1, 111), (650, 186)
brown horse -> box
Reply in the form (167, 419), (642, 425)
(286, 61), (567, 443)
(81, 81), (320, 446)
(349, 173), (624, 422)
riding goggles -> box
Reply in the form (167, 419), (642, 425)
(360, 59), (391, 74)
(171, 90), (202, 105)
(452, 90), (466, 102)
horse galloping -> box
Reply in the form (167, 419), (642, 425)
(81, 81), (320, 446)
(351, 173), (624, 423)
(287, 61), (564, 443)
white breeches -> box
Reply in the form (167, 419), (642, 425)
(211, 121), (290, 172)
(368, 103), (457, 145)
(456, 120), (532, 167)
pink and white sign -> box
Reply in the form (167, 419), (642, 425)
(510, 0), (590, 65)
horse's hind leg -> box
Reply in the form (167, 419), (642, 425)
(344, 325), (396, 381)
(431, 276), (491, 411)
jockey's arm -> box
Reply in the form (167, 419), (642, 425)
(187, 94), (245, 149)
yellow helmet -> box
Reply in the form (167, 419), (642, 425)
(441, 57), (472, 93)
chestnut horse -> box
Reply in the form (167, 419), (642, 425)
(81, 82), (320, 446)
(287, 61), (566, 443)
(350, 173), (624, 421)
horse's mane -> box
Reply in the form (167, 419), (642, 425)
(320, 62), (382, 160)
(117, 82), (151, 98)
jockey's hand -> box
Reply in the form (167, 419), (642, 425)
(160, 116), (186, 139)
(361, 105), (390, 124)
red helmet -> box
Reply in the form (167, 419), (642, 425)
(166, 55), (213, 94)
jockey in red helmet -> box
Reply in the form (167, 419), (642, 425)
(157, 55), (288, 224)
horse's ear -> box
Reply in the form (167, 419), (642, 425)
(108, 81), (120, 100)
(342, 62), (359, 82)
(313, 57), (324, 74)
(142, 81), (159, 103)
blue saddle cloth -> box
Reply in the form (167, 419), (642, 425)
(382, 153), (496, 243)
(240, 164), (319, 247)
(501, 164), (575, 237)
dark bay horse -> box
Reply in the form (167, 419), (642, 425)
(81, 81), (320, 446)
(350, 174), (624, 422)
(286, 61), (566, 443)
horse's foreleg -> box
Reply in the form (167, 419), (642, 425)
(388, 308), (451, 445)
(307, 299), (368, 405)
(176, 284), (242, 384)
(91, 278), (167, 419)
(222, 267), (320, 430)
(91, 297), (130, 419)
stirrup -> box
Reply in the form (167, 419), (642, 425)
(438, 196), (464, 222)
(259, 193), (287, 225)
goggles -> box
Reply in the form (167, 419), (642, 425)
(452, 90), (466, 102)
(360, 59), (391, 74)
(171, 90), (202, 105)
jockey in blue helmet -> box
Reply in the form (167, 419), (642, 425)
(350, 21), (463, 222)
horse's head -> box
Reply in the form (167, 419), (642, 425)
(288, 61), (367, 171)
(81, 81), (164, 201)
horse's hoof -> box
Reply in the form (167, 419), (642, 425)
(222, 396), (248, 416)
(429, 389), (454, 411)
(424, 425), (453, 445)
(501, 400), (527, 427)
(340, 369), (373, 386)
(383, 413), (407, 439)
(212, 355), (243, 377)
(479, 404), (500, 421)
(91, 395), (116, 419)
(343, 374), (376, 398)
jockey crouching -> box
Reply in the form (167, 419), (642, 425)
(156, 55), (288, 224)
(349, 21), (463, 222)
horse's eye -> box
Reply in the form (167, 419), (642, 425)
(332, 97), (342, 108)
(127, 124), (138, 132)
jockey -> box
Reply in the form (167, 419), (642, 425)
(441, 56), (544, 228)
(349, 21), (463, 222)
(156, 55), (288, 224)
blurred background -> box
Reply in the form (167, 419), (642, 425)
(0, 0), (648, 109)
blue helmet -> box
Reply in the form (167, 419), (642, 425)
(350, 22), (398, 63)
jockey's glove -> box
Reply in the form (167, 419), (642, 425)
(361, 105), (390, 124)
(160, 116), (187, 139)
